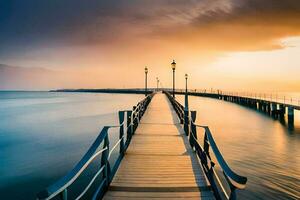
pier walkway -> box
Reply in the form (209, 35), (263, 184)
(103, 93), (214, 199)
(38, 92), (246, 200)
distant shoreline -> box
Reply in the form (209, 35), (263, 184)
(50, 88), (155, 94)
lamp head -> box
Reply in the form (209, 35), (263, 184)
(145, 66), (148, 73)
(171, 60), (176, 70)
(185, 73), (188, 79)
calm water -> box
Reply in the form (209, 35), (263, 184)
(177, 95), (300, 200)
(0, 91), (143, 200)
(1, 92), (299, 200)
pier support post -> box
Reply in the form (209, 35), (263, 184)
(266, 103), (271, 115)
(279, 105), (285, 119)
(261, 102), (264, 111)
(288, 106), (294, 126)
(271, 103), (277, 117)
(253, 100), (257, 109)
(258, 102), (262, 111)
(262, 103), (266, 112)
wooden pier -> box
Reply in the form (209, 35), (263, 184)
(103, 93), (214, 199)
(37, 92), (247, 200)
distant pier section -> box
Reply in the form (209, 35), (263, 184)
(174, 89), (299, 126)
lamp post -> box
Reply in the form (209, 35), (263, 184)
(185, 74), (188, 94)
(184, 74), (189, 110)
(145, 67), (148, 96)
(184, 73), (189, 135)
(156, 77), (159, 92)
(171, 60), (176, 98)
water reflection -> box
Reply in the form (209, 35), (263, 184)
(177, 95), (300, 200)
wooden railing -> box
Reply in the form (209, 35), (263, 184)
(164, 91), (247, 200)
(37, 94), (153, 200)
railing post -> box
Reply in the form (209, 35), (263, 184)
(136, 106), (140, 123)
(189, 111), (197, 149)
(101, 130), (110, 186)
(178, 104), (183, 124)
(132, 106), (136, 133)
(184, 110), (189, 136)
(204, 131), (210, 157)
(140, 103), (145, 117)
(60, 189), (67, 200)
(119, 111), (125, 156)
(126, 111), (132, 147)
(229, 185), (237, 200)
(208, 161), (222, 200)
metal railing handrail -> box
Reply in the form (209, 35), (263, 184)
(192, 125), (247, 187)
(37, 127), (111, 200)
(37, 93), (154, 200)
(172, 88), (300, 107)
(187, 126), (231, 199)
(108, 134), (125, 160)
(163, 91), (247, 200)
(75, 164), (106, 200)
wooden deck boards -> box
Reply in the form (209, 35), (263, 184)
(103, 93), (214, 200)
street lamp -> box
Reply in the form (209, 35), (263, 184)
(184, 74), (189, 110)
(144, 67), (148, 96)
(184, 73), (189, 135)
(156, 77), (159, 92)
(185, 74), (188, 94)
(171, 60), (176, 98)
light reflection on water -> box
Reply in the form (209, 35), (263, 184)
(177, 95), (300, 200)
(0, 91), (143, 200)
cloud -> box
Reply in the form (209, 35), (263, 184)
(148, 0), (300, 52)
(1, 0), (300, 66)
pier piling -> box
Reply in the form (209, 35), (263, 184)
(288, 106), (294, 125)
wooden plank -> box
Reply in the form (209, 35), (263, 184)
(103, 93), (214, 199)
(103, 191), (215, 200)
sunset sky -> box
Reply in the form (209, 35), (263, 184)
(1, 0), (300, 92)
